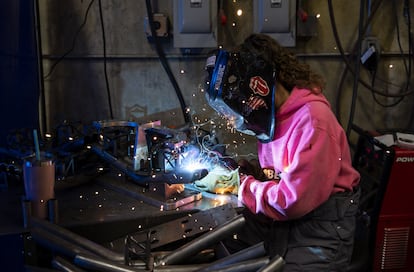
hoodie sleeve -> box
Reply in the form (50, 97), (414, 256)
(238, 119), (344, 221)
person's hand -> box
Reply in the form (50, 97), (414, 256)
(237, 159), (267, 181)
(193, 165), (240, 195)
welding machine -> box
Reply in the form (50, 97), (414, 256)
(352, 126), (414, 271)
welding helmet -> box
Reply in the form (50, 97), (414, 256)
(205, 49), (276, 143)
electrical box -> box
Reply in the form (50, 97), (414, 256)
(253, 0), (296, 47)
(173, 0), (217, 48)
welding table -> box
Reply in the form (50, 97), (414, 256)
(0, 172), (241, 270)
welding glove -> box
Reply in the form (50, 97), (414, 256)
(193, 165), (240, 195)
(238, 158), (267, 181)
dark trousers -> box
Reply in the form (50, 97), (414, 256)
(225, 188), (361, 271)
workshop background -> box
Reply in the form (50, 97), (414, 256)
(1, 0), (414, 271)
(1, 0), (413, 157)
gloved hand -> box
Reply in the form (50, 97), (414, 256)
(238, 159), (267, 181)
(193, 165), (240, 195)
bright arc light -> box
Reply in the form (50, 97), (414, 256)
(183, 161), (206, 172)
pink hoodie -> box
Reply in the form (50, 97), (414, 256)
(238, 87), (360, 220)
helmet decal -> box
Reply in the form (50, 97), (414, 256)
(247, 96), (268, 111)
(249, 76), (270, 96)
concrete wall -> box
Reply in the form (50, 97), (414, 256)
(39, 0), (414, 157)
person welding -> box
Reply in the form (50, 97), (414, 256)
(201, 33), (361, 271)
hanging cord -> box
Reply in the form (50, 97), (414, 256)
(333, 0), (382, 118)
(346, 0), (365, 138)
(145, 0), (190, 124)
(327, 0), (413, 99)
(368, 0), (411, 108)
(328, 0), (414, 136)
(98, 0), (113, 119)
(43, 0), (95, 79)
(33, 0), (47, 135)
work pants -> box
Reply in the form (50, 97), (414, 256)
(226, 188), (360, 271)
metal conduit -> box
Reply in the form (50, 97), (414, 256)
(154, 215), (246, 266)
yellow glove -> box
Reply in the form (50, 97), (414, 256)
(193, 165), (240, 195)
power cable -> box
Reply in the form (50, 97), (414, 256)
(145, 0), (190, 124)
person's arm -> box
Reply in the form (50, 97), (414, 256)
(238, 125), (342, 220)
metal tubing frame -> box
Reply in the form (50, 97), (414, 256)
(30, 228), (98, 259)
(256, 255), (285, 272)
(52, 256), (87, 272)
(154, 214), (245, 266)
(74, 253), (145, 272)
(206, 257), (269, 272)
(30, 217), (125, 262)
(198, 242), (266, 272)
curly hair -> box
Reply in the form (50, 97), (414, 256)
(235, 33), (325, 94)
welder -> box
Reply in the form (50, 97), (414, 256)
(203, 33), (361, 271)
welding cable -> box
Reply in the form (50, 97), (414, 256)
(145, 0), (190, 124)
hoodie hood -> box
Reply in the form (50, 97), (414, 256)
(277, 87), (330, 120)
